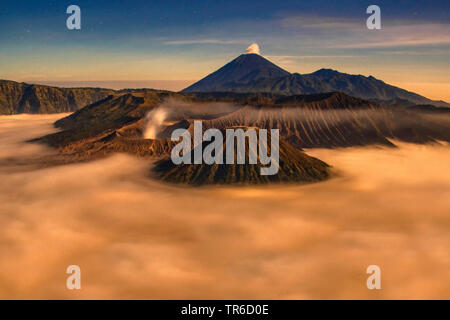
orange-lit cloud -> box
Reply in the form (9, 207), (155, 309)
(0, 115), (449, 299)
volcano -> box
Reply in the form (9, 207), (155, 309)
(152, 128), (331, 186)
(183, 53), (290, 93)
(182, 53), (449, 108)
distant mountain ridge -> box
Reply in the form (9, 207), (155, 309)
(182, 54), (449, 108)
(0, 80), (115, 114)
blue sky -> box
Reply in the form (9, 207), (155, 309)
(0, 0), (449, 99)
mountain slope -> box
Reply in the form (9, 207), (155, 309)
(152, 129), (331, 185)
(182, 53), (290, 93)
(35, 90), (450, 164)
(249, 69), (449, 107)
(0, 80), (115, 114)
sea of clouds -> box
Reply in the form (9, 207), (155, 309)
(0, 114), (449, 299)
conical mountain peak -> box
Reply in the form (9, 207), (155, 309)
(182, 53), (290, 93)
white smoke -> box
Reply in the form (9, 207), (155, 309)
(245, 43), (260, 55)
(143, 108), (168, 139)
(142, 99), (242, 139)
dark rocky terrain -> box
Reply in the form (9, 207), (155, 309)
(30, 89), (450, 185)
(153, 129), (331, 185)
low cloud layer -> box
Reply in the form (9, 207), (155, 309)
(0, 115), (449, 299)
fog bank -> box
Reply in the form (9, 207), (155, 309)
(0, 115), (449, 299)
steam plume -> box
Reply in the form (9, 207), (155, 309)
(143, 108), (168, 139)
(245, 43), (260, 54)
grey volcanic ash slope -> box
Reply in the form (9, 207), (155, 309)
(182, 54), (449, 108)
(202, 92), (450, 147)
(0, 80), (115, 114)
